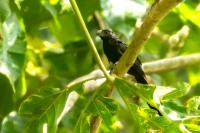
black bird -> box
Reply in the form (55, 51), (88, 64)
(97, 29), (162, 116)
(97, 29), (147, 84)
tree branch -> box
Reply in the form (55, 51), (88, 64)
(113, 0), (182, 76)
(143, 53), (200, 74)
(91, 1), (182, 132)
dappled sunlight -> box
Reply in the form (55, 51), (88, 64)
(0, 0), (200, 132)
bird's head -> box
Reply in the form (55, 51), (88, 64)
(97, 29), (116, 39)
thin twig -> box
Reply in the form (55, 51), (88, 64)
(90, 116), (102, 133)
(143, 53), (200, 74)
(91, 11), (106, 133)
(93, 11), (106, 29)
(166, 25), (190, 57)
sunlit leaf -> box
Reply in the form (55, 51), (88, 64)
(0, 13), (27, 93)
(177, 3), (200, 28)
(42, 0), (60, 28)
(150, 117), (181, 132)
(0, 0), (200, 132)
(162, 101), (187, 119)
(153, 82), (190, 103)
(153, 86), (175, 104)
(188, 68), (200, 86)
(163, 82), (190, 99)
(186, 96), (200, 113)
(114, 77), (155, 103)
(184, 124), (200, 133)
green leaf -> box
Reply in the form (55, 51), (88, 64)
(48, 13), (83, 44)
(0, 0), (11, 22)
(93, 99), (114, 131)
(163, 82), (191, 100)
(61, 95), (89, 131)
(99, 97), (120, 114)
(76, 0), (101, 20)
(80, 116), (90, 133)
(88, 97), (120, 132)
(41, 0), (60, 27)
(42, 0), (58, 17)
(0, 13), (27, 93)
(114, 77), (156, 104)
(162, 101), (187, 115)
(159, 12), (183, 34)
(153, 82), (190, 104)
(0, 73), (13, 121)
(20, 0), (52, 32)
(74, 81), (109, 132)
(186, 96), (200, 113)
(150, 117), (181, 133)
(74, 114), (90, 133)
(114, 77), (160, 132)
(1, 112), (27, 133)
(182, 115), (200, 132)
(44, 41), (94, 79)
(19, 88), (68, 133)
(177, 3), (200, 28)
(188, 68), (200, 86)
(184, 124), (200, 133)
(128, 103), (142, 132)
(153, 86), (175, 104)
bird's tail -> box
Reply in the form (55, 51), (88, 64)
(128, 65), (148, 84)
(128, 66), (163, 116)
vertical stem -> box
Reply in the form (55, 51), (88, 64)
(69, 0), (112, 82)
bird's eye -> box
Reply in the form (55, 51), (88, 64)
(105, 30), (112, 35)
(103, 29), (112, 34)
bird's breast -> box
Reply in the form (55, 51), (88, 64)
(103, 42), (122, 63)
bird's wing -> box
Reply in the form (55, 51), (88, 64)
(116, 39), (142, 66)
(116, 40), (128, 55)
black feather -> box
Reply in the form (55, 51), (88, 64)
(97, 29), (147, 84)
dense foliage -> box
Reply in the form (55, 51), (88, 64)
(0, 0), (200, 132)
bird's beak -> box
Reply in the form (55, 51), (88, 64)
(96, 30), (102, 36)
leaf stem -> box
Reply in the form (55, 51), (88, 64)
(74, 82), (108, 131)
(69, 0), (112, 82)
(116, 87), (140, 132)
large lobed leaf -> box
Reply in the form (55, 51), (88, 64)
(17, 87), (67, 133)
(114, 77), (199, 132)
(0, 13), (27, 119)
(0, 13), (27, 88)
